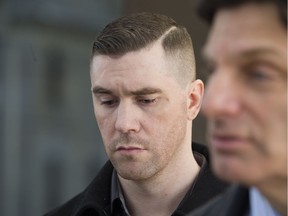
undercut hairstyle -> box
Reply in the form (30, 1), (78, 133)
(92, 12), (196, 83)
(197, 0), (287, 28)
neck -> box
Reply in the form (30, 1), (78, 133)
(257, 177), (287, 216)
(118, 143), (200, 216)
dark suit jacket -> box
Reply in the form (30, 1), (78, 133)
(188, 185), (250, 216)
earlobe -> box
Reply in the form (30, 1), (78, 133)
(187, 79), (204, 120)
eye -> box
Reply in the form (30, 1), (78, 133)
(249, 70), (269, 80)
(137, 98), (157, 105)
(98, 96), (119, 107)
(243, 64), (272, 82)
(101, 100), (118, 106)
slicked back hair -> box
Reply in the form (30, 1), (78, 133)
(197, 0), (287, 28)
(92, 12), (196, 83)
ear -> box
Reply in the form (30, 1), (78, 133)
(187, 79), (204, 120)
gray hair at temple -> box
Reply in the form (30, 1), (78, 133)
(91, 12), (196, 84)
(197, 0), (287, 28)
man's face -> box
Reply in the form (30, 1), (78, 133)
(202, 3), (287, 186)
(90, 42), (197, 181)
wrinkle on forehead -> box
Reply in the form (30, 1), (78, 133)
(203, 3), (286, 63)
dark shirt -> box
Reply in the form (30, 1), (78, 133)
(110, 171), (130, 216)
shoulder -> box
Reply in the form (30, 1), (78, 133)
(43, 161), (114, 216)
(188, 185), (249, 216)
(190, 194), (226, 216)
(43, 193), (83, 216)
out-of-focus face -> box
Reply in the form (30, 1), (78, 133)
(202, 3), (287, 186)
(90, 41), (202, 181)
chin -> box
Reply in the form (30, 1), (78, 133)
(212, 158), (249, 184)
(118, 171), (150, 181)
(116, 166), (153, 181)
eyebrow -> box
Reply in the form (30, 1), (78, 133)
(92, 87), (112, 94)
(92, 86), (163, 96)
(237, 49), (284, 61)
(131, 87), (163, 96)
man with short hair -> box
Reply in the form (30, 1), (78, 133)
(44, 12), (227, 216)
(188, 0), (287, 215)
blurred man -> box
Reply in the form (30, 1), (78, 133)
(44, 12), (227, 216)
(187, 0), (287, 215)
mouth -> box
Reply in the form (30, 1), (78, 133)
(116, 146), (145, 154)
(209, 134), (249, 153)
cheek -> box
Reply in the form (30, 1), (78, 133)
(264, 113), (287, 160)
(243, 98), (287, 170)
(95, 111), (115, 138)
(156, 106), (187, 143)
(251, 97), (286, 145)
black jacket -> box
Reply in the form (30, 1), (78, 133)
(188, 185), (250, 216)
(44, 143), (228, 216)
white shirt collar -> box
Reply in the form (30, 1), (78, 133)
(248, 187), (280, 216)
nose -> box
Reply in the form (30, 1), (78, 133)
(201, 71), (241, 118)
(115, 101), (141, 133)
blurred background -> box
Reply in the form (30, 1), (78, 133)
(0, 0), (209, 215)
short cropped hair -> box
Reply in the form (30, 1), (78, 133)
(92, 12), (196, 83)
(197, 0), (287, 28)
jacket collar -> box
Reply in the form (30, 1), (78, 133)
(73, 161), (114, 216)
(173, 148), (228, 215)
(225, 185), (249, 216)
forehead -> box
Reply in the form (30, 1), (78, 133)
(204, 3), (287, 62)
(90, 41), (181, 92)
(91, 42), (165, 75)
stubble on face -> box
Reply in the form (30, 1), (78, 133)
(107, 101), (188, 181)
